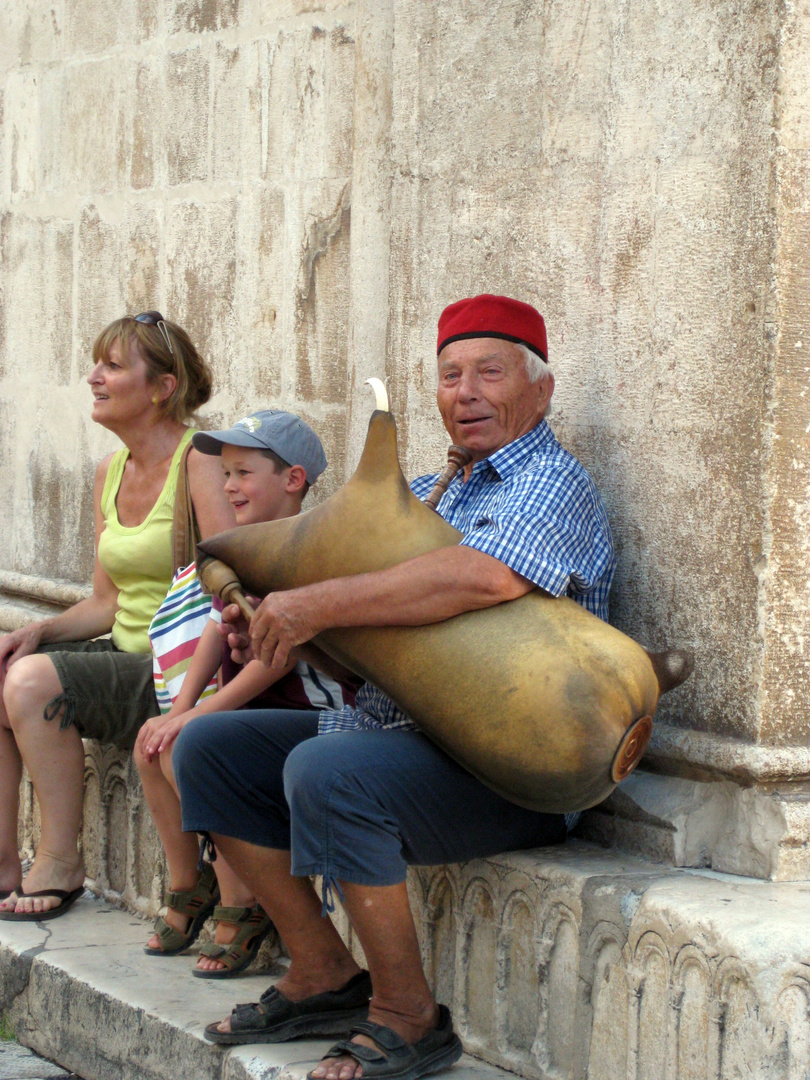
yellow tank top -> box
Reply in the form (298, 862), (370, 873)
(98, 429), (193, 653)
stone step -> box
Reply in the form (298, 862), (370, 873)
(2, 843), (810, 1080)
(0, 895), (505, 1080)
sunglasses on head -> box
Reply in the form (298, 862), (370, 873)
(134, 311), (174, 356)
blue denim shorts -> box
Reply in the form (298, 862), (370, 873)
(174, 709), (566, 902)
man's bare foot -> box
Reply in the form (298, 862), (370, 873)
(209, 957), (363, 1035)
(308, 1003), (441, 1080)
(8, 849), (84, 915)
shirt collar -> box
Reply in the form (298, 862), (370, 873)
(467, 420), (554, 481)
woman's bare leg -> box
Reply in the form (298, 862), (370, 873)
(1, 655), (85, 915)
(0, 703), (24, 901)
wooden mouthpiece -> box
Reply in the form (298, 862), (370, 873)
(196, 554), (256, 624)
(424, 445), (473, 510)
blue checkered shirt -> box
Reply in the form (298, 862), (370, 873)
(319, 420), (616, 747)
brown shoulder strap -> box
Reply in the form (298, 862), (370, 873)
(172, 442), (199, 573)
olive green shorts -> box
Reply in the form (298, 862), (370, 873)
(39, 640), (158, 750)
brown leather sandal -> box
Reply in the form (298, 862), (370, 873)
(192, 903), (274, 979)
(144, 862), (219, 956)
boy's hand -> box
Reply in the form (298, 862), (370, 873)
(138, 711), (188, 762)
(153, 713), (192, 756)
(217, 599), (258, 664)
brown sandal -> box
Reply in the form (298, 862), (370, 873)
(192, 904), (273, 979)
(144, 863), (219, 956)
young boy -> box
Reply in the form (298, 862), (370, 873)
(134, 410), (356, 977)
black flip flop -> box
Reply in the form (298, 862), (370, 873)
(0, 886), (85, 922)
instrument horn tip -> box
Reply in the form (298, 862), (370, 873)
(364, 377), (390, 413)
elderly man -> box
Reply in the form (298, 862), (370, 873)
(172, 295), (615, 1080)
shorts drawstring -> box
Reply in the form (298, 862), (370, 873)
(320, 873), (345, 917)
(43, 692), (76, 732)
(197, 834), (217, 871)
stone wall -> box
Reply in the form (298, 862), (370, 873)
(1, 1), (808, 858)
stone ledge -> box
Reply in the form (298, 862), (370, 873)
(2, 848), (809, 1080)
(579, 768), (810, 879)
(0, 893), (506, 1080)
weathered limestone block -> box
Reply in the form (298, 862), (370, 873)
(212, 40), (262, 185)
(0, 0), (65, 75)
(2, 69), (40, 200)
(166, 198), (239, 373)
(227, 187), (287, 409)
(118, 56), (162, 191)
(165, 47), (210, 187)
(580, 768), (810, 881)
(39, 58), (121, 195)
(292, 179), (351, 406)
(259, 19), (356, 184)
(412, 848), (810, 1080)
(167, 0), (241, 37)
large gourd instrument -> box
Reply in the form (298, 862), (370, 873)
(198, 381), (692, 813)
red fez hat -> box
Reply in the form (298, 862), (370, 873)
(437, 294), (548, 362)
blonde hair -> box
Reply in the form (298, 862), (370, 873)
(92, 315), (213, 422)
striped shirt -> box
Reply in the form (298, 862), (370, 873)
(319, 420), (615, 736)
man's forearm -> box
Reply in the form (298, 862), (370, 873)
(290, 546), (532, 636)
(246, 544), (536, 671)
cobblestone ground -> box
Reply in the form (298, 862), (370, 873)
(0, 1042), (78, 1080)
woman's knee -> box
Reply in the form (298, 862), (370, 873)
(3, 655), (63, 728)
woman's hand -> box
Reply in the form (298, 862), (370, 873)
(0, 624), (44, 680)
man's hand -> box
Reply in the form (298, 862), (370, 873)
(249, 591), (325, 672)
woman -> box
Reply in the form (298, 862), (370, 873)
(0, 312), (235, 919)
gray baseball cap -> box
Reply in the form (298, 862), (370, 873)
(192, 410), (327, 484)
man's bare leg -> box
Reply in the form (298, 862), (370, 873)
(309, 881), (439, 1080)
(0, 711), (24, 902)
(1, 655), (85, 915)
(207, 834), (361, 1035)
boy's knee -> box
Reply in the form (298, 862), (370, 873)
(132, 741), (152, 773)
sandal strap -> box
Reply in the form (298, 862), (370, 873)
(165, 863), (218, 915)
(152, 915), (193, 953)
(322, 1039), (388, 1065)
(350, 1019), (408, 1052)
(198, 940), (228, 960)
(211, 904), (265, 924)
(197, 908), (273, 973)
